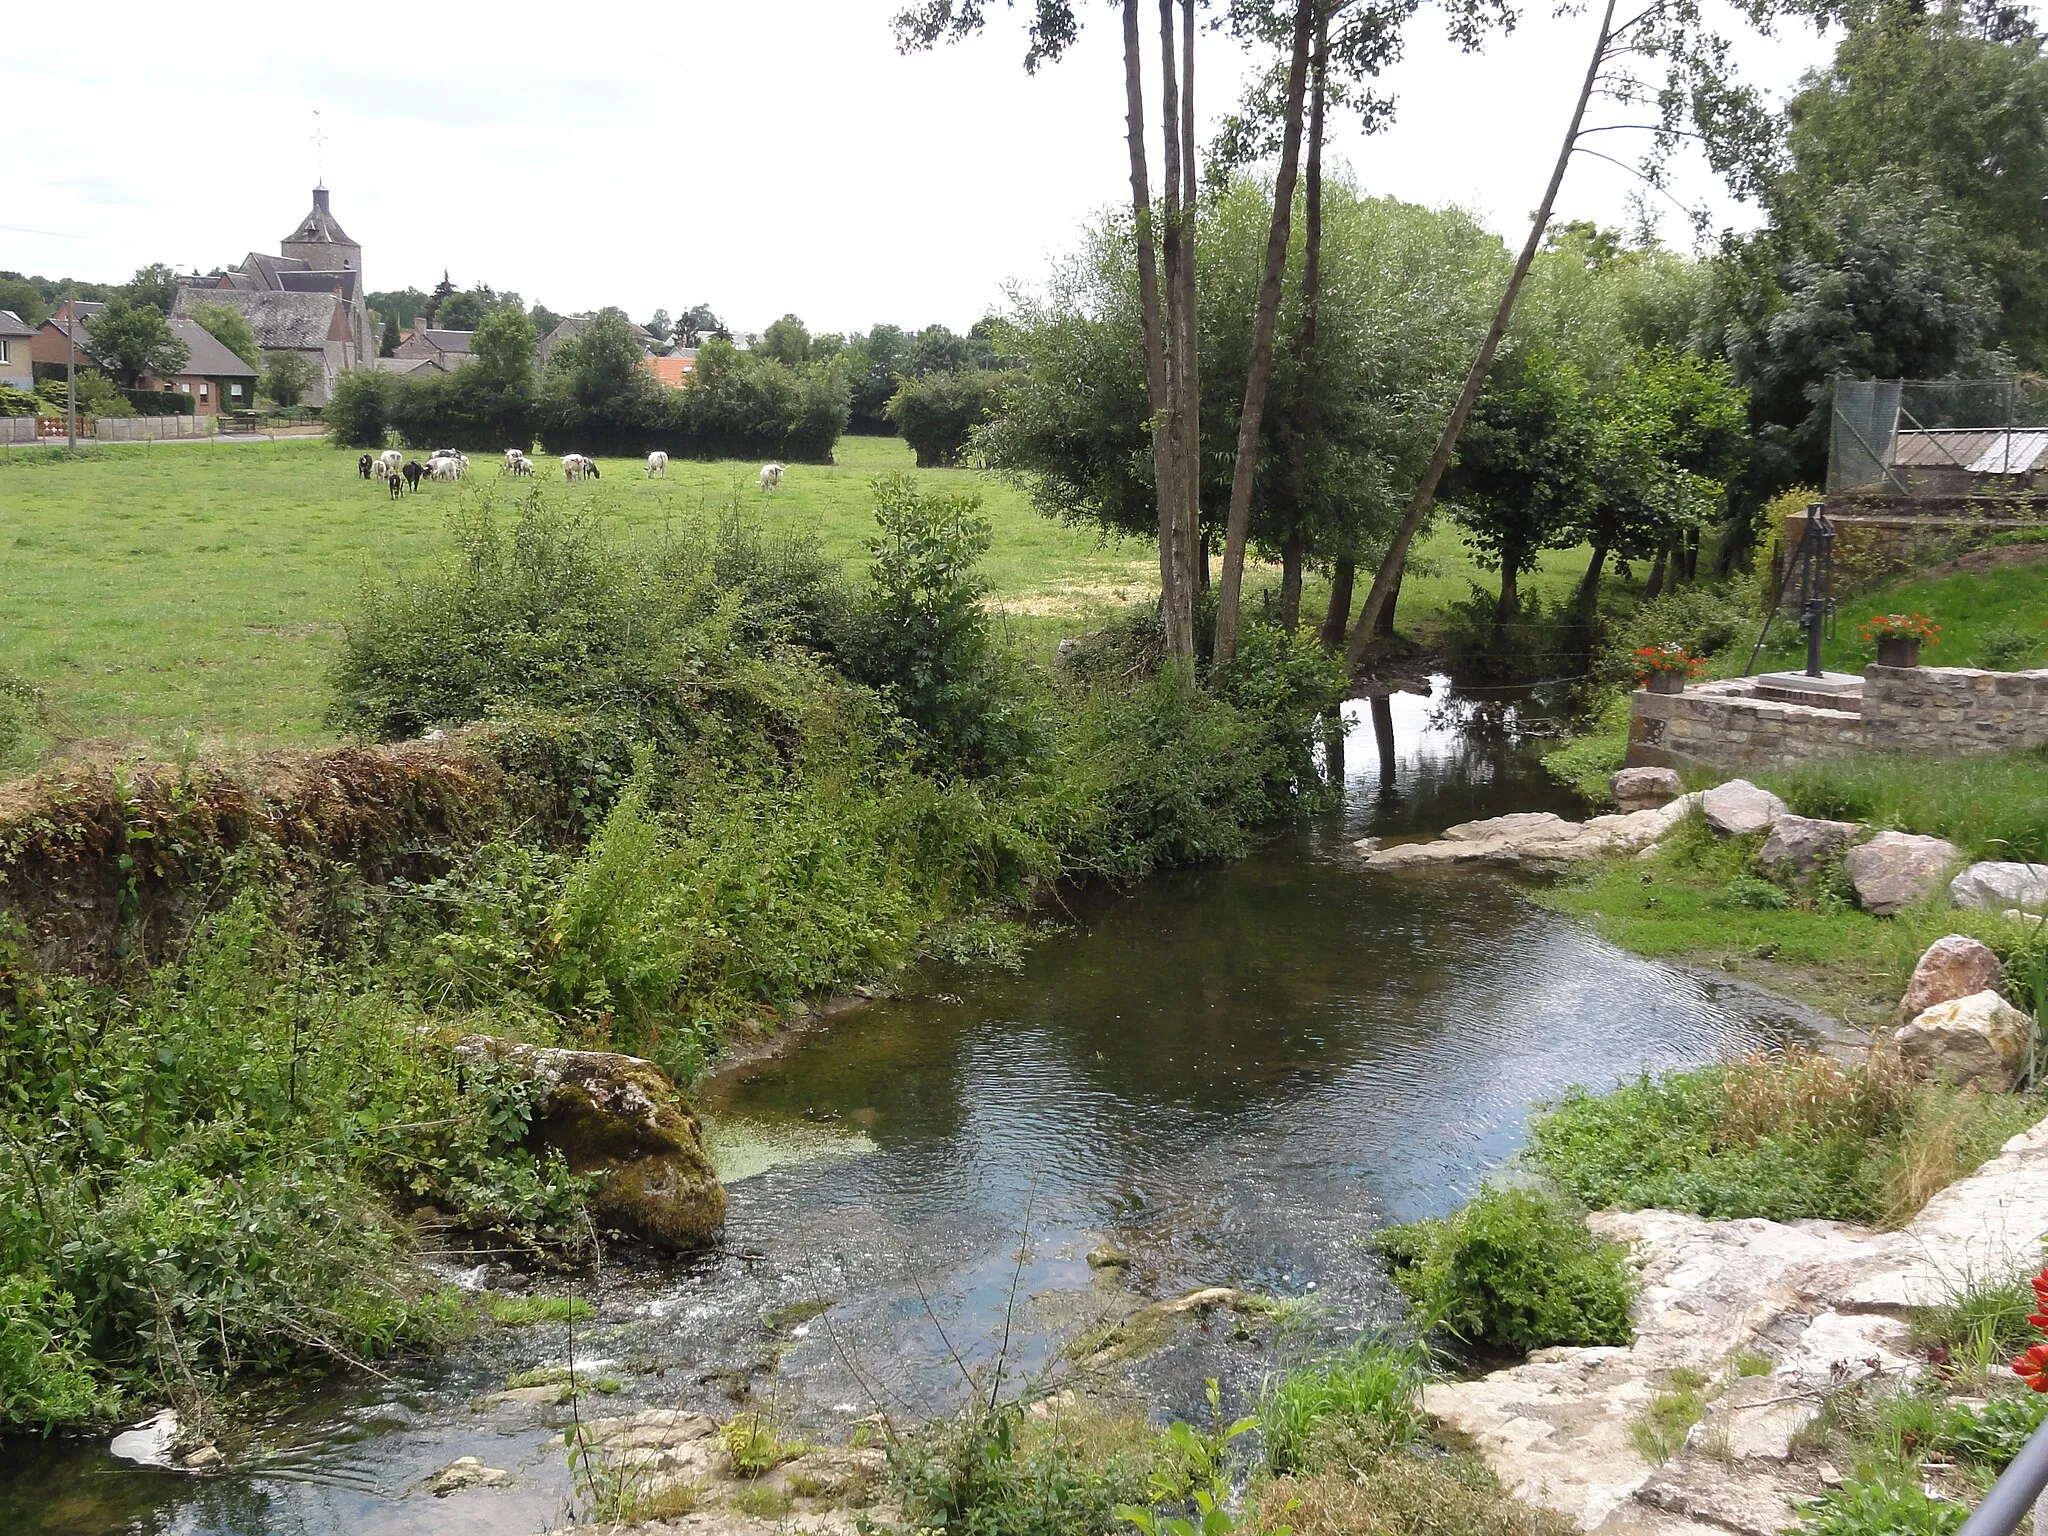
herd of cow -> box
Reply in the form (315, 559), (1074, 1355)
(357, 448), (787, 497)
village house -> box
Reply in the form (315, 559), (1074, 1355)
(537, 312), (657, 369)
(390, 327), (474, 372)
(0, 311), (32, 392)
(140, 319), (259, 415)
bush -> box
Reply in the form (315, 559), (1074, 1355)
(1527, 1053), (2042, 1226)
(1787, 1476), (1964, 1536)
(0, 385), (39, 417)
(888, 368), (1011, 467)
(890, 1401), (1155, 1536)
(325, 368), (393, 448)
(1597, 584), (1760, 684)
(0, 1271), (115, 1430)
(1259, 1336), (1429, 1475)
(121, 388), (194, 416)
(1376, 1187), (1636, 1353)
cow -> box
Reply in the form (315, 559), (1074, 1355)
(388, 470), (403, 501)
(430, 456), (463, 482)
(759, 463), (784, 493)
(646, 451), (668, 477)
(504, 448), (527, 468)
(378, 449), (403, 474)
(358, 454), (373, 479)
(563, 454), (601, 482)
(402, 460), (426, 492)
(371, 458), (393, 483)
(506, 456), (534, 477)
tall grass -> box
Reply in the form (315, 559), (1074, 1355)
(1765, 749), (2048, 863)
(1258, 1336), (1431, 1475)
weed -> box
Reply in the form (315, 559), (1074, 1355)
(1257, 1429), (1573, 1536)
(723, 1411), (796, 1478)
(1788, 1474), (1964, 1535)
(731, 1482), (795, 1518)
(1630, 1366), (1709, 1463)
(487, 1295), (593, 1327)
(1377, 1188), (1636, 1354)
(1910, 1271), (2044, 1373)
(1719, 874), (1792, 911)
(1258, 1337), (1430, 1475)
(1730, 1349), (1774, 1378)
(762, 1297), (833, 1333)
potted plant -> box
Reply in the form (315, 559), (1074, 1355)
(1860, 612), (1939, 669)
(1634, 643), (1703, 695)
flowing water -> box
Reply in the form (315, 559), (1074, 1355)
(0, 686), (1811, 1535)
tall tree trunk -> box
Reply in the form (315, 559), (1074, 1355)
(1322, 704), (1346, 785)
(1276, 4), (1329, 636)
(1211, 0), (1316, 665)
(1681, 525), (1699, 584)
(1320, 554), (1355, 648)
(1371, 695), (1397, 793)
(1493, 549), (1523, 640)
(1373, 563), (1402, 636)
(1123, 0), (1193, 663)
(1280, 528), (1305, 629)
(1573, 543), (1609, 617)
(1642, 546), (1670, 603)
(1178, 0), (1202, 615)
(1346, 0), (1619, 668)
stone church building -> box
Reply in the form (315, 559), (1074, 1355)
(172, 187), (375, 405)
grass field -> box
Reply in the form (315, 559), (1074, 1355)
(0, 433), (1588, 763)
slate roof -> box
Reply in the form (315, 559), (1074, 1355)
(0, 310), (33, 339)
(373, 356), (437, 375)
(282, 192), (355, 249)
(173, 288), (339, 351)
(166, 317), (258, 378)
(418, 329), (473, 354)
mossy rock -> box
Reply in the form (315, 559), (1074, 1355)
(459, 1039), (726, 1249)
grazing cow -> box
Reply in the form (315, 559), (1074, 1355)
(371, 458), (393, 483)
(646, 451), (668, 477)
(563, 454), (602, 482)
(504, 448), (527, 468)
(506, 456), (534, 477)
(388, 471), (403, 501)
(758, 463), (784, 493)
(430, 457), (463, 482)
(378, 449), (403, 474)
(358, 454), (373, 479)
(402, 460), (426, 492)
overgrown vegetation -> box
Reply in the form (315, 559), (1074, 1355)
(1527, 1049), (2043, 1227)
(1376, 1187), (1637, 1354)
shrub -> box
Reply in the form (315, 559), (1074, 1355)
(890, 1400), (1155, 1536)
(888, 368), (1011, 467)
(0, 385), (40, 417)
(1788, 1476), (1964, 1536)
(1376, 1187), (1636, 1353)
(1259, 1336), (1429, 1475)
(325, 368), (394, 448)
(1597, 585), (1759, 684)
(0, 1271), (115, 1430)
(121, 388), (194, 416)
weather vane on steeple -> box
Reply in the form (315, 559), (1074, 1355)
(310, 110), (328, 188)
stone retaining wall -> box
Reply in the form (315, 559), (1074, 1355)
(1864, 663), (2048, 754)
(1629, 665), (2048, 771)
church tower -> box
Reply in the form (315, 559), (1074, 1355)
(280, 186), (363, 290)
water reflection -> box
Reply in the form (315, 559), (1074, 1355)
(0, 681), (1783, 1535)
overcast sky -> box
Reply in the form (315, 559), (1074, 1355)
(3, 0), (1838, 336)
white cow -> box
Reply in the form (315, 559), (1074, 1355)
(563, 454), (602, 483)
(504, 448), (528, 468)
(429, 456), (464, 482)
(378, 449), (403, 474)
(370, 457), (393, 482)
(758, 462), (784, 493)
(646, 451), (668, 478)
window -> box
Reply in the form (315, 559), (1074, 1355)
(230, 383), (243, 398)
(0, 339), (10, 364)
(179, 382), (191, 393)
(199, 383), (209, 401)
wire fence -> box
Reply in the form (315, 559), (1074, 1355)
(1830, 377), (2048, 492)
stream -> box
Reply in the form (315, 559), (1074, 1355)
(0, 684), (1810, 1535)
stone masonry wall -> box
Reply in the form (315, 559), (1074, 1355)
(1863, 664), (2048, 754)
(1629, 681), (1867, 771)
(1629, 666), (2048, 771)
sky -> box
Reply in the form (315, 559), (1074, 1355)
(1, 0), (1840, 337)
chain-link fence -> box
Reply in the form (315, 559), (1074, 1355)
(1830, 377), (2048, 492)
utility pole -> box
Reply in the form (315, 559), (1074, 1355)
(65, 303), (77, 451)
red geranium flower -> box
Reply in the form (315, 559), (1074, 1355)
(2017, 1342), (2048, 1392)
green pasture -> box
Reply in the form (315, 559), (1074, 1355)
(0, 433), (1588, 760)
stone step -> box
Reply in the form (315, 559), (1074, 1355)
(1751, 670), (1864, 712)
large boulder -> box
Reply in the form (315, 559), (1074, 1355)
(1949, 860), (2048, 914)
(1701, 779), (1787, 837)
(457, 1040), (725, 1249)
(1898, 934), (2003, 1022)
(1610, 766), (1684, 814)
(1842, 831), (1960, 916)
(1758, 815), (1863, 877)
(1894, 990), (2033, 1091)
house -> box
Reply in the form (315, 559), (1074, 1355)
(391, 328), (474, 372)
(30, 300), (103, 369)
(371, 356), (438, 377)
(0, 310), (33, 391)
(135, 318), (259, 416)
(644, 351), (697, 388)
(169, 186), (375, 404)
(537, 313), (656, 369)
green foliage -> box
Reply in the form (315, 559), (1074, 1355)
(324, 368), (394, 447)
(1526, 1056), (2043, 1226)
(86, 296), (188, 387)
(838, 474), (1032, 774)
(387, 307), (537, 449)
(1630, 1366), (1708, 1462)
(187, 303), (261, 368)
(1539, 691), (1633, 805)
(39, 369), (134, 418)
(1789, 1475), (1965, 1536)
(1376, 1188), (1636, 1354)
(0, 1271), (116, 1430)
(262, 350), (318, 409)
(1258, 1337), (1429, 1475)
(486, 1294), (593, 1326)
(0, 385), (40, 417)
(891, 1401), (1156, 1536)
(889, 369), (1011, 467)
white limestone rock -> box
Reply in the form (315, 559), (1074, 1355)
(1612, 767), (1684, 813)
(1897, 934), (2003, 1022)
(1843, 831), (1960, 916)
(1700, 780), (1787, 837)
(1758, 815), (1862, 877)
(1950, 860), (2048, 914)
(1895, 989), (2033, 1091)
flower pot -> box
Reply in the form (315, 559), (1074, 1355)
(1876, 636), (1922, 668)
(1646, 671), (1687, 695)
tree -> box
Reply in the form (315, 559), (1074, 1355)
(188, 303), (261, 368)
(368, 286), (432, 331)
(673, 303), (727, 346)
(471, 306), (537, 391)
(887, 370), (1011, 465)
(1443, 345), (1594, 637)
(326, 369), (394, 447)
(86, 297), (188, 386)
(759, 314), (814, 366)
(263, 351), (318, 408)
(0, 276), (48, 327)
(122, 263), (181, 316)
(530, 301), (564, 336)
(429, 270), (457, 318)
(381, 313), (401, 357)
(1776, 0), (2048, 366)
(646, 308), (673, 343)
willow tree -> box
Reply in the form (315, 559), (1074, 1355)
(1341, 0), (1820, 666)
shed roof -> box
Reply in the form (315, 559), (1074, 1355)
(1891, 427), (2048, 474)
